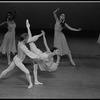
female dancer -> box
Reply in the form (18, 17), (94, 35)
(0, 32), (40, 89)
(53, 8), (82, 66)
(0, 8), (17, 65)
(26, 19), (60, 85)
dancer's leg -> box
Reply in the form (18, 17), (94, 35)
(15, 61), (33, 89)
(68, 52), (75, 66)
(7, 53), (11, 65)
(33, 63), (43, 85)
(0, 61), (15, 79)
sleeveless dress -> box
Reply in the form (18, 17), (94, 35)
(0, 22), (17, 54)
(54, 21), (71, 56)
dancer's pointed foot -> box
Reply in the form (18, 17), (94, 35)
(70, 60), (75, 66)
(28, 83), (33, 89)
(35, 81), (43, 85)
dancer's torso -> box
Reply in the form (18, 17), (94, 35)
(7, 22), (16, 32)
(55, 21), (63, 32)
(17, 42), (26, 61)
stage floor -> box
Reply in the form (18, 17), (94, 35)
(0, 36), (100, 98)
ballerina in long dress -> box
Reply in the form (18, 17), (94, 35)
(53, 8), (82, 66)
(0, 8), (17, 65)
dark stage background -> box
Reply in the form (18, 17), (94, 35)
(0, 1), (100, 38)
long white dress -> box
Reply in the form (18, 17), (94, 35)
(54, 21), (71, 56)
(0, 22), (17, 54)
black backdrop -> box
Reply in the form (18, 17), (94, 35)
(0, 1), (100, 38)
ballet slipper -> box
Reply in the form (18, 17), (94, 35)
(28, 83), (33, 89)
(70, 60), (75, 66)
(35, 81), (43, 85)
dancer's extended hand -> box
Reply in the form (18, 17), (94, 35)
(41, 30), (45, 36)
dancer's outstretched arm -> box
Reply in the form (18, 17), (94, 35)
(42, 30), (50, 52)
(65, 23), (82, 31)
(0, 21), (7, 26)
(53, 8), (60, 22)
(26, 19), (43, 43)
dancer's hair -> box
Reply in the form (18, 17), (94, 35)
(5, 7), (17, 21)
(19, 33), (28, 42)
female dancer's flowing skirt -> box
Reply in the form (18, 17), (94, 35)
(0, 31), (17, 54)
(54, 31), (71, 56)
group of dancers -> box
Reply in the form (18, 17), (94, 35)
(0, 7), (82, 89)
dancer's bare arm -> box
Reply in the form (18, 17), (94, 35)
(0, 21), (7, 26)
(65, 23), (82, 31)
(53, 8), (60, 22)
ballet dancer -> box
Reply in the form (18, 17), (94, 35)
(26, 19), (60, 85)
(0, 8), (17, 65)
(53, 8), (82, 66)
(0, 32), (40, 89)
